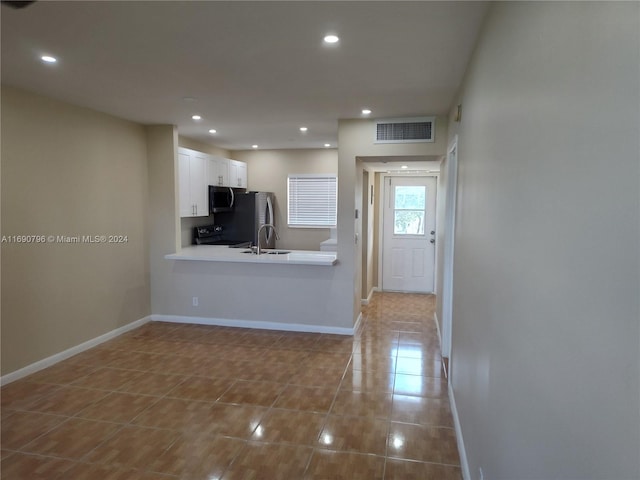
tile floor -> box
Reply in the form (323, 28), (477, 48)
(0, 292), (461, 479)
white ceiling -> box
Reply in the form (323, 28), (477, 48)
(1, 1), (488, 151)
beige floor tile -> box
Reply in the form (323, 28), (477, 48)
(304, 450), (385, 480)
(331, 390), (393, 419)
(391, 395), (453, 426)
(341, 368), (395, 393)
(84, 425), (179, 469)
(75, 391), (159, 423)
(21, 418), (121, 460)
(350, 354), (397, 373)
(23, 363), (98, 386)
(0, 452), (76, 480)
(273, 385), (336, 413)
(118, 371), (184, 396)
(251, 409), (325, 445)
(131, 397), (216, 433)
(318, 415), (388, 455)
(0, 381), (61, 410)
(71, 367), (147, 390)
(387, 423), (460, 465)
(166, 376), (236, 402)
(24, 385), (109, 416)
(393, 374), (448, 398)
(218, 380), (286, 407)
(202, 403), (268, 438)
(60, 463), (177, 479)
(149, 433), (245, 478)
(1, 410), (67, 450)
(288, 366), (345, 388)
(384, 458), (462, 480)
(221, 442), (313, 480)
(304, 351), (352, 370)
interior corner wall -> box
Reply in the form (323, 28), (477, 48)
(147, 125), (179, 316)
(449, 3), (640, 479)
(0, 86), (151, 375)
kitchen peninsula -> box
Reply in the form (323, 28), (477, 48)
(159, 242), (354, 335)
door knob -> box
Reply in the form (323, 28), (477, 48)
(430, 230), (435, 235)
(430, 239), (435, 244)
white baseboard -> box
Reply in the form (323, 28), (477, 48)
(152, 314), (357, 336)
(449, 382), (471, 480)
(0, 316), (152, 386)
(361, 287), (377, 306)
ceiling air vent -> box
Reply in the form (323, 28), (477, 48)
(375, 116), (435, 144)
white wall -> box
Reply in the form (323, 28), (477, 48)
(449, 3), (640, 479)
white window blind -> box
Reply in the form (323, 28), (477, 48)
(288, 174), (337, 228)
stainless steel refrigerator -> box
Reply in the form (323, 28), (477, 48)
(218, 192), (276, 249)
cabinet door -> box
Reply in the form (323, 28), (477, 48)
(236, 161), (247, 188)
(178, 148), (208, 217)
(229, 160), (247, 188)
(208, 156), (230, 187)
(178, 150), (193, 217)
(190, 151), (208, 216)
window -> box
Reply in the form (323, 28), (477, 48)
(394, 185), (426, 235)
(288, 174), (337, 228)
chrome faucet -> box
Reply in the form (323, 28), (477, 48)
(256, 224), (279, 255)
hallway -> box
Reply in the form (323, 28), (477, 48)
(1, 292), (459, 479)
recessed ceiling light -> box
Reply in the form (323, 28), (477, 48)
(252, 145), (259, 149)
(208, 129), (217, 134)
(192, 115), (202, 120)
(324, 143), (331, 148)
(41, 55), (57, 63)
(401, 165), (408, 169)
(362, 109), (372, 115)
(323, 34), (339, 44)
(299, 127), (308, 132)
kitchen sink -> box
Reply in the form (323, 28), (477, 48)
(242, 249), (290, 255)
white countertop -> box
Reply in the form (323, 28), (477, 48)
(165, 245), (338, 266)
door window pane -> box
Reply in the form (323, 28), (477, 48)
(395, 186), (425, 209)
(394, 211), (425, 235)
(394, 186), (426, 235)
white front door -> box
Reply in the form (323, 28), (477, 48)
(382, 176), (437, 293)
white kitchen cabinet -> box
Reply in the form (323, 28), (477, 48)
(229, 159), (247, 189)
(178, 147), (208, 217)
(208, 156), (230, 187)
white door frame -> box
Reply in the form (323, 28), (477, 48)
(441, 136), (458, 358)
(377, 172), (439, 292)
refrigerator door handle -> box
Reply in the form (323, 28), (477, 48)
(265, 195), (274, 244)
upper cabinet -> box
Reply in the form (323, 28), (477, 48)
(229, 159), (247, 189)
(178, 148), (248, 218)
(208, 155), (230, 187)
(178, 147), (208, 217)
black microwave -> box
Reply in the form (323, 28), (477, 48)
(209, 186), (235, 213)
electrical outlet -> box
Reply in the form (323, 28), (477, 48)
(192, 296), (198, 307)
(479, 467), (484, 480)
